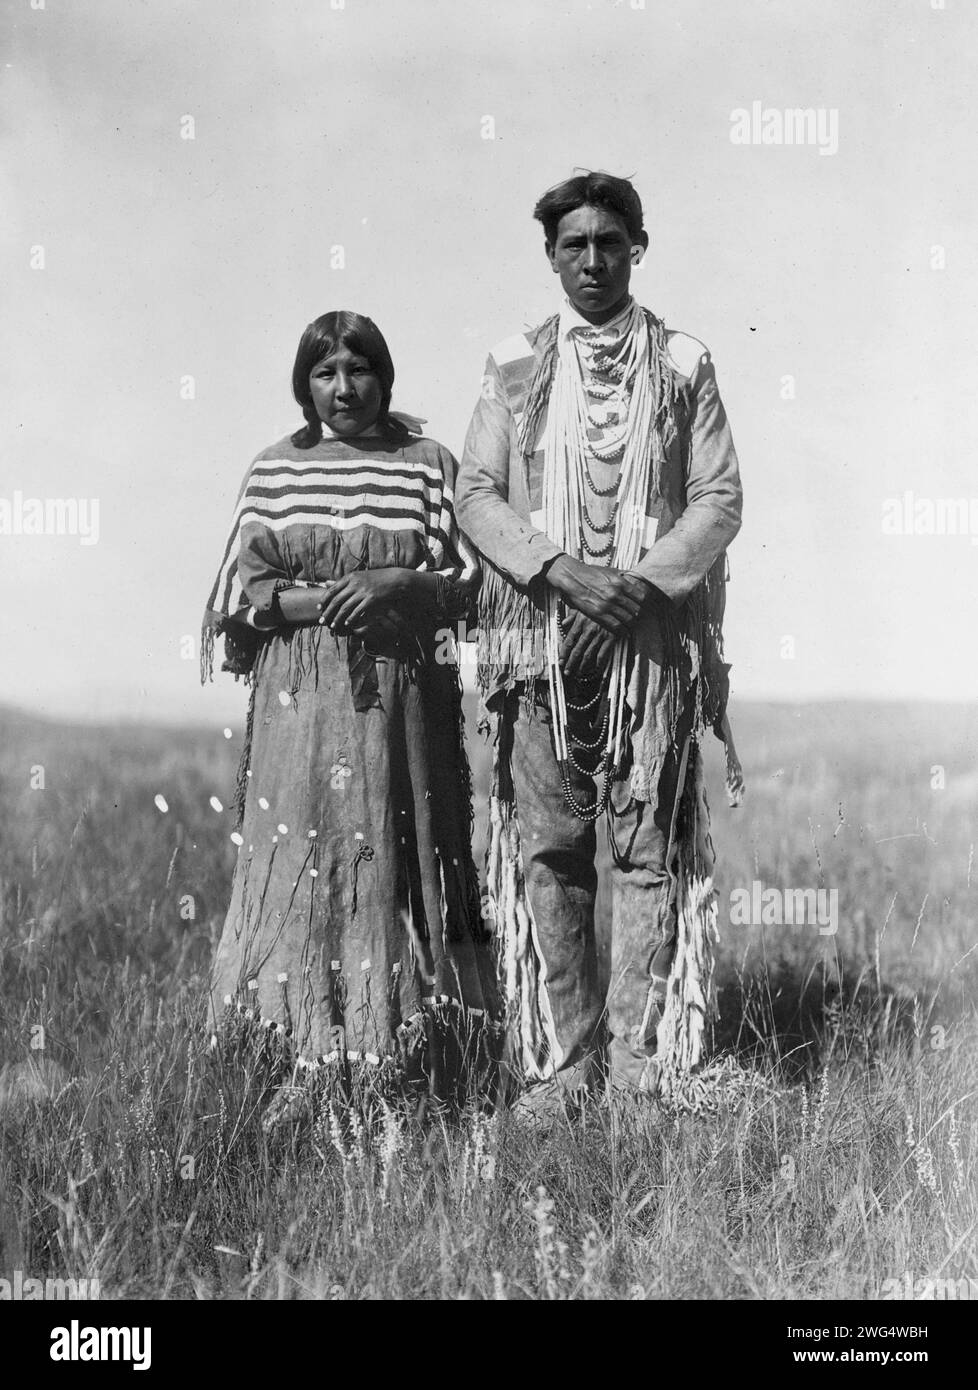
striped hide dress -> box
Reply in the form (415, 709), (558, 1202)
(202, 427), (499, 1102)
(204, 431), (479, 652)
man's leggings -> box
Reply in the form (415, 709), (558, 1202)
(506, 683), (693, 1090)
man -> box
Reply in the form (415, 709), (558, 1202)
(456, 171), (743, 1108)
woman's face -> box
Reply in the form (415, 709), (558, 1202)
(309, 343), (384, 436)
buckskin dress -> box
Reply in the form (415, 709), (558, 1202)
(202, 424), (499, 1101)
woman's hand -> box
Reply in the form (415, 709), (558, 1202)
(318, 568), (414, 632)
(349, 604), (405, 648)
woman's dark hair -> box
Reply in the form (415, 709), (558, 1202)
(532, 171), (645, 246)
(291, 310), (408, 448)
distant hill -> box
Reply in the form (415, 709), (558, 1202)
(1, 696), (974, 753)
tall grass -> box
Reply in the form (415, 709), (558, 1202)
(0, 701), (975, 1299)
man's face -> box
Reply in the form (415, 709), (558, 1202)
(546, 204), (648, 324)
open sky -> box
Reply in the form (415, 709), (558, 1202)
(2, 0), (976, 726)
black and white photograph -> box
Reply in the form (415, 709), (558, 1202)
(1, 0), (975, 1349)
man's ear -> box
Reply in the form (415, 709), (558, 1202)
(544, 240), (559, 272)
(630, 231), (650, 266)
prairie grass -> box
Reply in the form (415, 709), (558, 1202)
(0, 699), (975, 1299)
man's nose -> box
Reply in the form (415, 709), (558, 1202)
(583, 243), (603, 272)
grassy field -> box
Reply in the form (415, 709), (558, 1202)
(0, 698), (975, 1300)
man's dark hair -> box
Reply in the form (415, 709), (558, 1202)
(532, 171), (645, 246)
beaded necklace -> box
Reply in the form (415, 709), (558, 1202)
(542, 299), (656, 821)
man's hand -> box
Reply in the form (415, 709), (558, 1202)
(559, 610), (618, 678)
(318, 568), (412, 631)
(544, 554), (650, 634)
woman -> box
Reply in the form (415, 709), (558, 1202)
(201, 311), (498, 1107)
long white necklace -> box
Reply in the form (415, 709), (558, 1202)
(541, 300), (655, 819)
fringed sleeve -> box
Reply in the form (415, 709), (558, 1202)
(427, 445), (481, 625)
(201, 457), (291, 684)
(236, 522), (291, 616)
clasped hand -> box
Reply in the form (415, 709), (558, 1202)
(282, 569), (409, 644)
(316, 568), (409, 632)
(546, 555), (650, 635)
(558, 610), (619, 678)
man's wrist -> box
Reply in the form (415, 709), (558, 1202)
(629, 573), (666, 613)
(541, 552), (574, 592)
